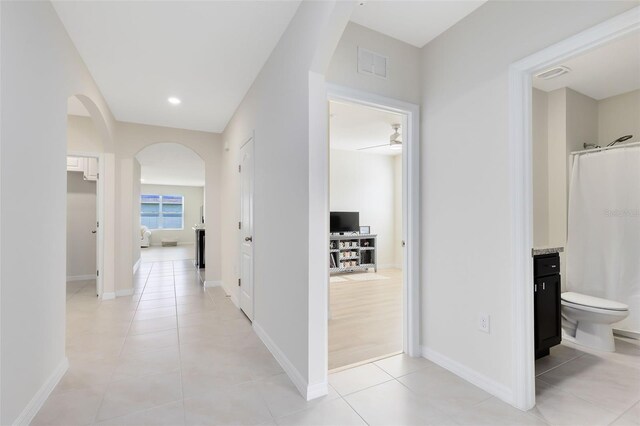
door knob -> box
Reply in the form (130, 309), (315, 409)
(92, 230), (97, 234)
(245, 236), (253, 242)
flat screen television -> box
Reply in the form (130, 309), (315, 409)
(330, 211), (359, 234)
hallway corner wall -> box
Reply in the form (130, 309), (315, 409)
(0, 2), (116, 424)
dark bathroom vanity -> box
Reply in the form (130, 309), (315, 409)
(533, 247), (563, 359)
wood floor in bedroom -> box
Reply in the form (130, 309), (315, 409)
(328, 268), (403, 371)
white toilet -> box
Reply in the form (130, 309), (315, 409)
(561, 292), (629, 352)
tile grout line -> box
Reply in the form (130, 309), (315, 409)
(535, 353), (585, 377)
(200, 281), (284, 425)
(335, 377), (397, 398)
(607, 400), (639, 426)
(536, 374), (624, 419)
(391, 374), (462, 423)
(339, 392), (371, 426)
(90, 262), (152, 424)
(171, 259), (189, 425)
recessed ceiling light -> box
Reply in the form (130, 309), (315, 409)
(168, 97), (181, 105)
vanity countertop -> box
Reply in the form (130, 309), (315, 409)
(532, 246), (564, 257)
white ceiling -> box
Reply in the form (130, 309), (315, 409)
(53, 1), (300, 133)
(330, 101), (403, 156)
(533, 31), (640, 100)
(136, 143), (205, 187)
(350, 1), (486, 48)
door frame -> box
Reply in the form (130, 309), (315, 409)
(325, 84), (421, 358)
(67, 150), (105, 298)
(239, 135), (255, 320)
(508, 6), (639, 410)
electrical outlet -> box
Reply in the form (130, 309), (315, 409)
(478, 313), (490, 333)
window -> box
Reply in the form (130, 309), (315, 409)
(141, 194), (184, 230)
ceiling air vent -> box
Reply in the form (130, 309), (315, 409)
(358, 47), (388, 79)
(535, 66), (571, 80)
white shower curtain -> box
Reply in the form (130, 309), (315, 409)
(567, 145), (640, 335)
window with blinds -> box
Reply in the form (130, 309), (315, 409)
(141, 194), (184, 230)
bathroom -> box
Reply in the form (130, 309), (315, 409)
(530, 29), (639, 418)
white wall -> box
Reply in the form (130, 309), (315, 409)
(0, 2), (117, 424)
(419, 0), (637, 404)
(67, 115), (102, 152)
(326, 22), (422, 105)
(132, 159), (141, 270)
(545, 88), (599, 281)
(220, 1), (354, 396)
(140, 184), (204, 245)
(598, 88), (640, 144)
(532, 89), (549, 247)
(566, 88), (599, 164)
(116, 157), (136, 294)
(67, 172), (97, 278)
(330, 150), (399, 267)
(394, 154), (403, 267)
(546, 89), (568, 249)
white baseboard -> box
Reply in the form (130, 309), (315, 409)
(66, 274), (95, 282)
(253, 322), (326, 401)
(12, 357), (69, 425)
(221, 282), (240, 307)
(101, 292), (116, 300)
(204, 280), (221, 288)
(229, 291), (239, 307)
(133, 258), (141, 274)
(421, 346), (513, 405)
(115, 288), (134, 297)
(306, 380), (329, 400)
(149, 242), (195, 247)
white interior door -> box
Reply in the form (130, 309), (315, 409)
(239, 138), (254, 320)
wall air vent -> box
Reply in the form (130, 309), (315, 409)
(535, 66), (571, 80)
(357, 47), (388, 79)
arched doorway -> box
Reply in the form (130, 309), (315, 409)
(66, 95), (109, 301)
(134, 143), (206, 269)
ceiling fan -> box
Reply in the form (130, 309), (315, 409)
(358, 123), (402, 151)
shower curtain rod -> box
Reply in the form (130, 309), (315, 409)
(570, 141), (640, 157)
(570, 141), (640, 171)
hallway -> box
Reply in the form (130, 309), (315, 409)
(33, 258), (639, 425)
(35, 260), (543, 426)
(34, 260), (291, 425)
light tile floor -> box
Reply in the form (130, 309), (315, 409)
(534, 339), (640, 426)
(140, 245), (195, 262)
(34, 258), (640, 425)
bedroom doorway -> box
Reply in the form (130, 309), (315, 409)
(326, 92), (414, 372)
